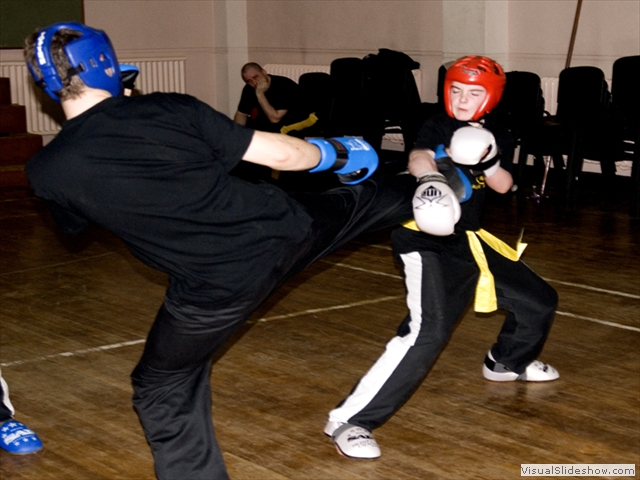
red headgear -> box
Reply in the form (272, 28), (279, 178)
(443, 56), (506, 121)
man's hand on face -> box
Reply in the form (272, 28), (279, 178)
(255, 75), (270, 95)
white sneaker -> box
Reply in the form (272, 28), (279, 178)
(331, 423), (381, 459)
(483, 351), (559, 382)
(324, 420), (343, 437)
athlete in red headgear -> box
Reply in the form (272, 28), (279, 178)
(325, 56), (559, 460)
(443, 55), (507, 121)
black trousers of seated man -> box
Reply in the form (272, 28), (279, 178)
(130, 174), (415, 480)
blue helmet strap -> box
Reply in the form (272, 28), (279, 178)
(66, 65), (85, 77)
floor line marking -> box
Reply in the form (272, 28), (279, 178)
(0, 213), (42, 220)
(2, 298), (637, 368)
(321, 260), (640, 299)
(0, 252), (117, 276)
(542, 279), (640, 299)
(0, 297), (406, 367)
(0, 339), (146, 367)
(320, 260), (403, 279)
(254, 295), (405, 323)
(555, 311), (640, 332)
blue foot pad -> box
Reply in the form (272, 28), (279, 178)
(0, 420), (43, 454)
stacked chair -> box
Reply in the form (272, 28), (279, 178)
(297, 72), (332, 138)
(611, 55), (640, 217)
(326, 50), (425, 155)
(490, 71), (564, 195)
(292, 54), (639, 215)
(554, 66), (617, 209)
(493, 62), (639, 215)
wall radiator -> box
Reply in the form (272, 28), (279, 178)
(1, 58), (186, 136)
(263, 64), (330, 83)
(264, 63), (424, 99)
(540, 77), (560, 115)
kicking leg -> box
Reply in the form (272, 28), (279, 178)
(131, 299), (254, 480)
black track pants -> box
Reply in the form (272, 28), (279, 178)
(328, 228), (557, 432)
(131, 174), (414, 480)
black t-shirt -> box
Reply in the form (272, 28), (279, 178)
(237, 75), (303, 132)
(26, 93), (314, 307)
(413, 112), (514, 232)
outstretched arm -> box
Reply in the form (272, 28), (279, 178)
(243, 130), (320, 171)
(243, 132), (378, 184)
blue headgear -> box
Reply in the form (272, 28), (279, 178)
(119, 64), (140, 90)
(27, 22), (122, 102)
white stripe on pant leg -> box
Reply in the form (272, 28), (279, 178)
(329, 252), (424, 423)
(0, 369), (16, 417)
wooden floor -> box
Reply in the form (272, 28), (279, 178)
(1, 173), (639, 479)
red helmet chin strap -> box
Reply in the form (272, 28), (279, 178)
(444, 56), (506, 121)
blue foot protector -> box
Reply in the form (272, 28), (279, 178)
(0, 420), (43, 454)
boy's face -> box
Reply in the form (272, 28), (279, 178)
(449, 81), (487, 121)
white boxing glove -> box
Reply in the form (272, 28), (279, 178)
(412, 172), (461, 236)
(449, 126), (500, 177)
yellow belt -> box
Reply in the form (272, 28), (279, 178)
(401, 221), (527, 313)
(280, 113), (318, 135)
(466, 229), (527, 313)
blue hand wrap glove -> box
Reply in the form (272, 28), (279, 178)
(307, 137), (378, 185)
(433, 143), (473, 203)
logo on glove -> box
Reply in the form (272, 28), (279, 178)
(414, 184), (448, 208)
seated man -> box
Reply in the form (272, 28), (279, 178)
(233, 62), (306, 134)
(233, 63), (317, 183)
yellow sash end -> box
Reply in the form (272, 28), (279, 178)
(466, 229), (527, 313)
(280, 113), (318, 135)
(402, 219), (420, 231)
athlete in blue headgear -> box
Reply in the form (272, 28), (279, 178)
(26, 22), (121, 103)
(23, 23), (413, 480)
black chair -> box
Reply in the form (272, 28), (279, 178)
(276, 71), (341, 192)
(490, 71), (564, 194)
(612, 55), (640, 119)
(361, 49), (423, 152)
(556, 66), (623, 209)
(435, 63), (449, 111)
(611, 55), (640, 217)
(328, 51), (427, 153)
(297, 72), (333, 137)
(404, 62), (446, 146)
(327, 57), (373, 141)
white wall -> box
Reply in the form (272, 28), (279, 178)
(83, 0), (220, 108)
(507, 0), (640, 78)
(245, 0), (444, 102)
(2, 0), (638, 116)
(244, 0), (638, 103)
